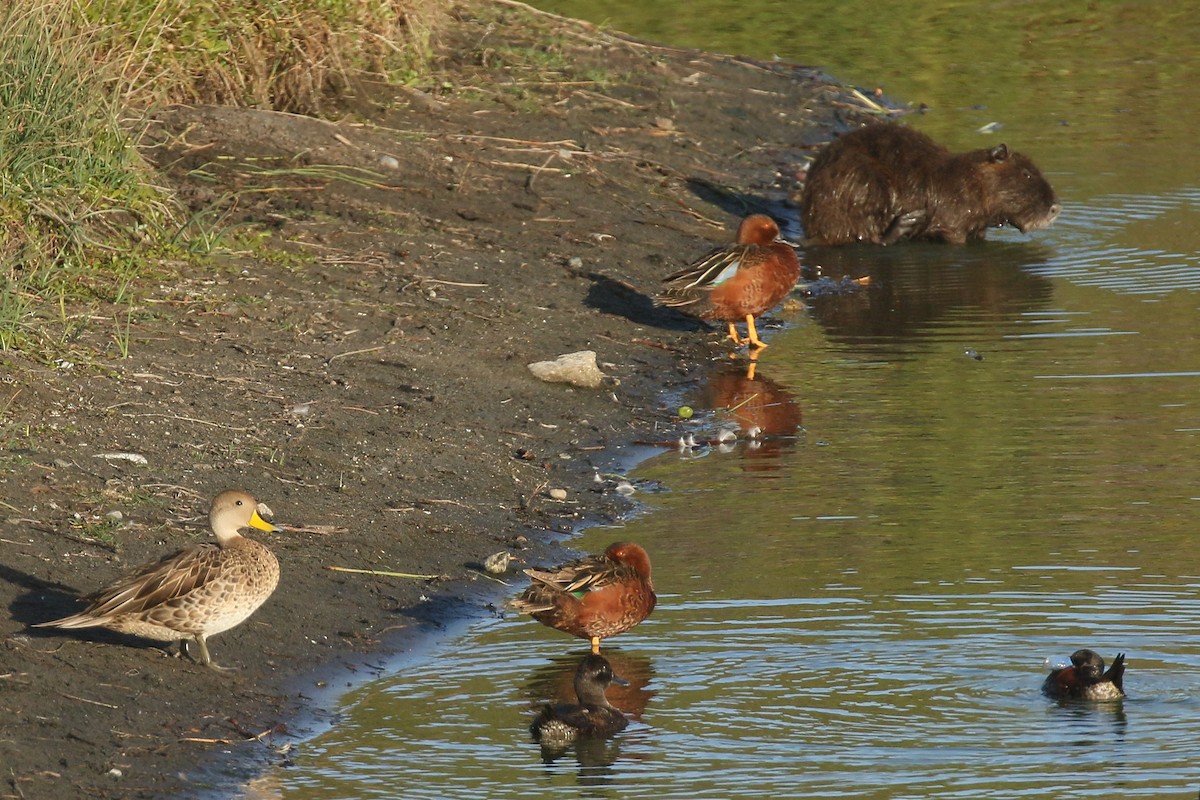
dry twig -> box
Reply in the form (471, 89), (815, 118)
(328, 566), (442, 580)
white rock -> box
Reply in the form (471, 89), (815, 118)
(483, 551), (513, 574)
(527, 350), (607, 389)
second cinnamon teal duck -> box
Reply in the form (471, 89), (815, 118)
(510, 542), (656, 654)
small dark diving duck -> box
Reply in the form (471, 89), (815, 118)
(531, 654), (629, 749)
(1042, 648), (1126, 701)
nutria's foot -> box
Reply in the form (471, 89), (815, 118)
(882, 209), (927, 244)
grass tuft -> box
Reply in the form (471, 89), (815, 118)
(83, 0), (445, 115)
(0, 1), (172, 353)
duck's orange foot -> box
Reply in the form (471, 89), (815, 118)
(590, 636), (601, 654)
(725, 322), (745, 346)
(744, 315), (768, 350)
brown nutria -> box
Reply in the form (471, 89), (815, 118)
(801, 123), (1060, 245)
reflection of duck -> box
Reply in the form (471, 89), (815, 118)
(531, 654), (628, 749)
(510, 542), (656, 654)
(34, 490), (281, 671)
(701, 363), (802, 470)
(1042, 649), (1126, 701)
(659, 214), (801, 351)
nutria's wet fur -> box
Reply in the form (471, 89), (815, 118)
(801, 123), (1060, 245)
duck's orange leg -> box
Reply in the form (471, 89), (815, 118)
(745, 315), (768, 350)
(590, 636), (601, 654)
(725, 322), (744, 346)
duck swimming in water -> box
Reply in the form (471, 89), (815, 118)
(531, 653), (629, 749)
(1042, 648), (1126, 701)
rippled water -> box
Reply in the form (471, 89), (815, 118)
(256, 2), (1200, 798)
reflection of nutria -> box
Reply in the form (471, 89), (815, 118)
(801, 123), (1060, 245)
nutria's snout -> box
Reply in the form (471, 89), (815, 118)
(1019, 200), (1062, 233)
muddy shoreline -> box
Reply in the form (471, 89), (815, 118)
(0, 3), (882, 797)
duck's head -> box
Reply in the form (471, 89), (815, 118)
(574, 653), (628, 706)
(1069, 649), (1106, 684)
(736, 214), (782, 246)
(210, 489), (279, 543)
(604, 542), (653, 580)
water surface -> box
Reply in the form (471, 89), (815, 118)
(259, 2), (1200, 797)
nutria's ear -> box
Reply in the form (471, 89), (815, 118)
(988, 143), (1010, 162)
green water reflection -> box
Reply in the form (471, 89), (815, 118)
(535, 0), (1200, 197)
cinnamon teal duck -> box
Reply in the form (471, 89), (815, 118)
(510, 542), (656, 654)
(658, 214), (801, 351)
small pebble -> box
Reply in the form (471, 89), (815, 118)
(107, 768), (123, 779)
(105, 510), (123, 523)
(615, 481), (636, 496)
(95, 452), (149, 466)
(548, 488), (568, 501)
(379, 155), (400, 170)
(567, 256), (583, 269)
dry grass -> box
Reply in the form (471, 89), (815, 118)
(83, 0), (449, 114)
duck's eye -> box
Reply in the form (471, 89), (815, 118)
(235, 500), (244, 507)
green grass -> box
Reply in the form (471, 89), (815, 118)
(0, 0), (448, 356)
(0, 1), (171, 354)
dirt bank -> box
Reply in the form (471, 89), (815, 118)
(0, 3), (881, 797)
